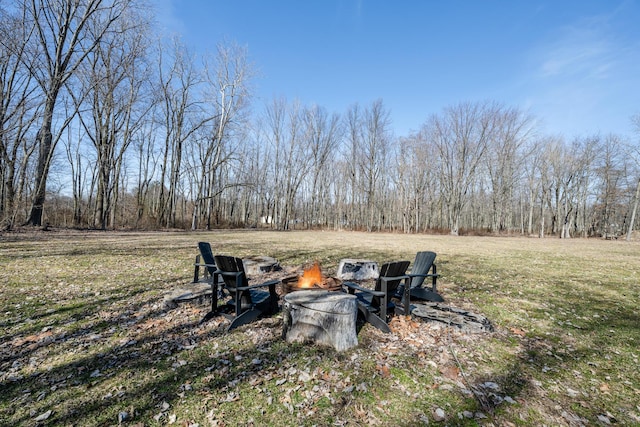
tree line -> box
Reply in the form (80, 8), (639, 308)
(2, 0), (639, 238)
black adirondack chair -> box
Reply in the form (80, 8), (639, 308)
(195, 242), (229, 324)
(193, 241), (217, 284)
(343, 260), (411, 333)
(396, 251), (444, 303)
(209, 255), (280, 331)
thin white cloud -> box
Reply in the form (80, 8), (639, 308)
(521, 7), (640, 136)
(535, 19), (617, 81)
(540, 41), (610, 79)
(152, 0), (186, 36)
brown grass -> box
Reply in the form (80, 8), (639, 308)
(1, 229), (639, 426)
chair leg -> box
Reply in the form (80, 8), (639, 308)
(227, 309), (262, 331)
(379, 280), (388, 321)
(199, 281), (221, 324)
(200, 310), (218, 325)
(410, 288), (444, 302)
(193, 255), (201, 283)
(362, 311), (391, 333)
(432, 264), (437, 292)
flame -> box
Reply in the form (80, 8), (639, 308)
(297, 262), (324, 288)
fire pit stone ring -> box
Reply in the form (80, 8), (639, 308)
(281, 275), (342, 294)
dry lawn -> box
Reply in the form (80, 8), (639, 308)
(1, 229), (639, 426)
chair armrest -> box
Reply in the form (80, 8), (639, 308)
(408, 268), (440, 291)
(194, 254), (216, 283)
(195, 262), (216, 269)
(407, 272), (440, 279)
(343, 281), (386, 297)
(379, 274), (410, 283)
(236, 280), (280, 292)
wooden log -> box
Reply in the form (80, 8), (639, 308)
(283, 290), (358, 352)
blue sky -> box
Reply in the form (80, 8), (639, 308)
(157, 1), (640, 139)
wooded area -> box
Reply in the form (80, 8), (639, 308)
(2, 0), (639, 237)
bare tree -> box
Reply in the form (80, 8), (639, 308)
(267, 99), (311, 230)
(535, 137), (561, 238)
(361, 100), (392, 231)
(592, 134), (625, 238)
(153, 38), (211, 228)
(344, 103), (363, 228)
(625, 114), (640, 241)
(63, 119), (88, 226)
(484, 106), (534, 233)
(199, 41), (253, 229)
(543, 136), (597, 238)
(301, 104), (341, 228)
(133, 117), (160, 228)
(73, 9), (150, 229)
(521, 138), (545, 236)
(18, 0), (132, 226)
(0, 6), (40, 229)
(343, 100), (391, 231)
(394, 134), (439, 233)
(261, 98), (286, 228)
(425, 101), (496, 235)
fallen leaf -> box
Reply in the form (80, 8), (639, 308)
(376, 364), (390, 378)
(439, 365), (460, 380)
(509, 327), (526, 337)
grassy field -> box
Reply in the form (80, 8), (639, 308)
(1, 229), (639, 426)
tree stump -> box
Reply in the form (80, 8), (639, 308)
(283, 290), (358, 352)
(243, 256), (280, 275)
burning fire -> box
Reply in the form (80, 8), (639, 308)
(297, 262), (324, 288)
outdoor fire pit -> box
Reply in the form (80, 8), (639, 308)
(281, 262), (343, 294)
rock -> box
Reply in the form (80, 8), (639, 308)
(118, 411), (129, 423)
(336, 259), (379, 280)
(597, 414), (612, 424)
(482, 381), (500, 390)
(566, 387), (580, 398)
(433, 407), (446, 421)
(34, 410), (52, 421)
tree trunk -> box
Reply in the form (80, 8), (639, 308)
(626, 177), (640, 241)
(27, 111), (55, 226)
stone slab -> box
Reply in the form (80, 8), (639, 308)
(412, 302), (493, 333)
(163, 283), (211, 309)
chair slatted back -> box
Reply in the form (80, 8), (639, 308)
(213, 255), (252, 309)
(198, 242), (217, 276)
(372, 260), (410, 309)
(410, 251), (436, 288)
